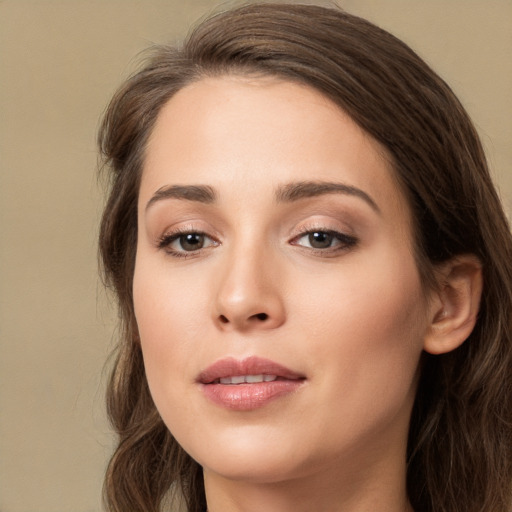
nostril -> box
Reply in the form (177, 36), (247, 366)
(217, 312), (271, 325)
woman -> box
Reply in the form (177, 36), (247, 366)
(98, 3), (512, 512)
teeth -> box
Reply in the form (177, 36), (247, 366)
(219, 374), (277, 385)
(246, 374), (265, 383)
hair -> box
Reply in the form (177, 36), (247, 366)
(98, 3), (512, 512)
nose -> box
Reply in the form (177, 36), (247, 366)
(213, 248), (286, 332)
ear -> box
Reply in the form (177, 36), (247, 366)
(424, 255), (483, 355)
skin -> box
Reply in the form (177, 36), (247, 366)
(134, 76), (440, 512)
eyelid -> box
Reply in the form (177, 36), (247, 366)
(291, 229), (357, 247)
(153, 217), (358, 258)
(289, 217), (355, 239)
(155, 219), (220, 244)
(156, 224), (221, 257)
(288, 219), (358, 255)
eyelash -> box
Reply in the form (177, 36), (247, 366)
(157, 229), (219, 259)
(157, 228), (358, 258)
(290, 229), (358, 255)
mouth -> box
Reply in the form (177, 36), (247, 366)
(198, 356), (305, 384)
(198, 356), (306, 410)
(215, 374), (280, 384)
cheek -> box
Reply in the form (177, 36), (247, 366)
(295, 250), (427, 415)
(132, 257), (209, 405)
(297, 246), (426, 341)
(134, 251), (210, 338)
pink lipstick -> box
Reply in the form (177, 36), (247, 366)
(198, 356), (305, 410)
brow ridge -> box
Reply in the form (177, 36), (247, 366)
(275, 180), (380, 212)
(145, 180), (379, 213)
(145, 184), (216, 211)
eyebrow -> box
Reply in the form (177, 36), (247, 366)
(145, 184), (217, 211)
(145, 180), (379, 213)
(275, 181), (380, 213)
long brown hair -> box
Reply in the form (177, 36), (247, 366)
(98, 3), (512, 511)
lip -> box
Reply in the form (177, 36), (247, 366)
(198, 356), (306, 411)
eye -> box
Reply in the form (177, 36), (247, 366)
(176, 233), (207, 251)
(292, 230), (357, 252)
(158, 231), (218, 256)
(303, 231), (335, 249)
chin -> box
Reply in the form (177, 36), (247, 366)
(202, 455), (304, 485)
(182, 426), (310, 484)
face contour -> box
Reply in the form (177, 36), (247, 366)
(134, 76), (431, 486)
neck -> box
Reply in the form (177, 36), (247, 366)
(204, 452), (412, 512)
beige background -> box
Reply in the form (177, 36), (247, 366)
(1, 1), (510, 511)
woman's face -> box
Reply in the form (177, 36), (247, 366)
(134, 76), (432, 485)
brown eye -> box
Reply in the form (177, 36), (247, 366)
(308, 231), (334, 249)
(292, 229), (358, 253)
(158, 231), (218, 256)
(179, 233), (205, 251)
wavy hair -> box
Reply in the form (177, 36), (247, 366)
(98, 3), (512, 511)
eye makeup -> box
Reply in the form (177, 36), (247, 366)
(146, 191), (369, 261)
(157, 226), (220, 258)
(290, 228), (358, 256)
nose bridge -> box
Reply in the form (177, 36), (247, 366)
(214, 233), (285, 331)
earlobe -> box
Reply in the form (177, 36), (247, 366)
(423, 255), (483, 355)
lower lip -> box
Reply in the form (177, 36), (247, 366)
(200, 380), (304, 410)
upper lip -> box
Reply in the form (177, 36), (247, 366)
(197, 356), (305, 384)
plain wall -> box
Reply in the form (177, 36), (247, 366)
(1, 1), (510, 511)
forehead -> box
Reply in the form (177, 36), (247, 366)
(141, 75), (408, 221)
